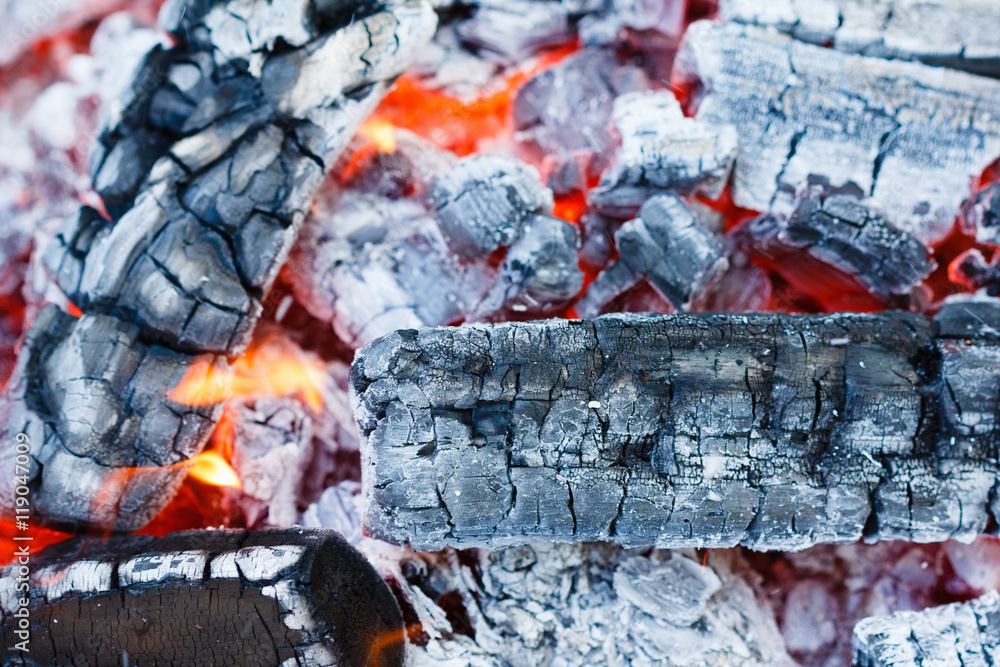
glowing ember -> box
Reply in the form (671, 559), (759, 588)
(168, 335), (327, 412)
(359, 118), (398, 154)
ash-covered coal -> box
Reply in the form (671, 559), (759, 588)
(378, 543), (794, 666)
(588, 90), (738, 218)
(736, 188), (934, 306)
(962, 183), (1000, 248)
(719, 0), (1000, 78)
(513, 48), (649, 195)
(675, 20), (1000, 244)
(353, 304), (1000, 551)
(425, 154), (554, 261)
(853, 591), (1000, 667)
(286, 190), (492, 348)
(576, 193), (728, 317)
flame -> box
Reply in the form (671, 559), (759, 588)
(168, 336), (326, 412)
(366, 41), (579, 157)
(360, 118), (398, 154)
(186, 451), (241, 489)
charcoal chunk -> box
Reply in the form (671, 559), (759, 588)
(352, 306), (1000, 550)
(675, 21), (1000, 244)
(853, 591), (1000, 667)
(473, 214), (584, 318)
(962, 183), (1000, 248)
(577, 194), (728, 317)
(737, 189), (934, 304)
(425, 155), (554, 260)
(589, 91), (738, 217)
(453, 1), (575, 64)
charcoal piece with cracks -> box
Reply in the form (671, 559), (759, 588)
(675, 21), (1000, 244)
(588, 90), (738, 218)
(719, 0), (1000, 78)
(512, 49), (650, 195)
(352, 306), (1000, 551)
(852, 591), (1000, 667)
(49, 0), (438, 355)
(451, 1), (577, 64)
(0, 528), (404, 667)
(0, 305), (223, 533)
(424, 154), (554, 261)
(576, 193), (728, 317)
(735, 189), (934, 305)
(472, 214), (584, 319)
(286, 191), (492, 348)
(962, 183), (1000, 248)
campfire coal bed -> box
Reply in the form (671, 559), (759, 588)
(1, 0), (1000, 666)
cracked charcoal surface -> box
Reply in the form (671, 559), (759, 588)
(0, 528), (404, 667)
(737, 189), (934, 305)
(512, 49), (649, 195)
(719, 0), (1000, 78)
(386, 544), (793, 666)
(9, 0), (437, 532)
(472, 214), (584, 319)
(352, 301), (1000, 551)
(852, 591), (1000, 667)
(576, 193), (728, 318)
(424, 154), (554, 261)
(588, 90), (738, 218)
(0, 304), (222, 532)
(674, 21), (1000, 244)
(287, 190), (492, 349)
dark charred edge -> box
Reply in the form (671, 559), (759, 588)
(0, 529), (404, 667)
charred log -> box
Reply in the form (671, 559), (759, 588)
(674, 21), (1000, 244)
(352, 302), (1000, 551)
(719, 0), (1000, 78)
(0, 529), (404, 667)
(852, 591), (1000, 667)
(736, 189), (934, 306)
(4, 0), (438, 532)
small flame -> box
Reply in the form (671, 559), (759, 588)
(186, 451), (241, 489)
(168, 336), (326, 412)
(360, 118), (398, 153)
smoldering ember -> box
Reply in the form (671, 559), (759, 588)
(2, 0), (1000, 666)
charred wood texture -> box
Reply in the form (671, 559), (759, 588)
(675, 21), (1000, 244)
(352, 301), (1000, 551)
(853, 591), (1000, 667)
(0, 529), (404, 667)
(2, 0), (437, 532)
(737, 189), (934, 305)
(719, 0), (1000, 78)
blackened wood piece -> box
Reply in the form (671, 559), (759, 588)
(0, 529), (404, 667)
(0, 304), (222, 532)
(737, 189), (933, 304)
(852, 591), (1000, 667)
(352, 306), (1000, 551)
(674, 21), (1000, 244)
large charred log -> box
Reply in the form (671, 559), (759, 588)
(719, 0), (1000, 78)
(2, 0), (438, 532)
(853, 591), (1000, 667)
(352, 301), (1000, 551)
(674, 21), (1000, 244)
(0, 529), (404, 667)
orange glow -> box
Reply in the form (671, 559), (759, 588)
(169, 336), (326, 412)
(186, 451), (241, 489)
(366, 624), (423, 666)
(360, 118), (398, 154)
(367, 41), (579, 157)
(554, 191), (588, 224)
